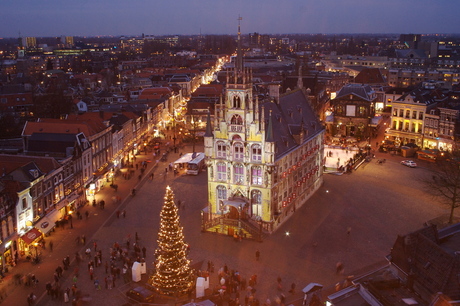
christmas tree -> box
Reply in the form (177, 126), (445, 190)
(150, 186), (194, 295)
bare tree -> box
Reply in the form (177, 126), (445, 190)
(427, 151), (460, 224)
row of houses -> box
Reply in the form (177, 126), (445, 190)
(0, 106), (161, 272)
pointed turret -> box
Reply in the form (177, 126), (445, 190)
(260, 106), (265, 132)
(236, 16), (243, 75)
(204, 111), (213, 137)
(297, 64), (303, 89)
(265, 110), (274, 142)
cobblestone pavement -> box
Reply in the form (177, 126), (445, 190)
(0, 135), (449, 306)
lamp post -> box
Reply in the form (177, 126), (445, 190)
(173, 109), (176, 150)
(238, 204), (242, 238)
(191, 116), (197, 153)
(219, 201), (224, 234)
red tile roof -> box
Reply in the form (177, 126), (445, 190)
(0, 154), (61, 175)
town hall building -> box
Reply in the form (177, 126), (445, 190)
(202, 26), (325, 238)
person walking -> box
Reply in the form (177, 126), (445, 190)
(255, 250), (260, 261)
(49, 240), (53, 252)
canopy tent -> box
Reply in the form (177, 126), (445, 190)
(174, 153), (195, 164)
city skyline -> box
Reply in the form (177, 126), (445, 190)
(1, 0), (459, 38)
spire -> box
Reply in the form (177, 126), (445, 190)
(260, 105), (265, 132)
(265, 110), (274, 142)
(297, 64), (303, 89)
(236, 16), (243, 75)
(214, 103), (218, 128)
(219, 94), (224, 120)
(204, 111), (213, 137)
(254, 95), (259, 123)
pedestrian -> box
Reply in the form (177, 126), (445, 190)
(255, 250), (260, 261)
(49, 240), (53, 252)
(142, 246), (146, 258)
(85, 211), (89, 219)
(64, 290), (69, 303)
(116, 210), (120, 218)
(336, 262), (344, 275)
(93, 241), (97, 252)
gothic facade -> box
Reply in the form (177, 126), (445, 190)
(203, 66), (325, 235)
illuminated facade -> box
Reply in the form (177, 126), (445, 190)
(203, 26), (324, 236)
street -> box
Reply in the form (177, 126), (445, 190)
(0, 141), (449, 306)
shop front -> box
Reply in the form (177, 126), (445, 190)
(19, 227), (43, 257)
(0, 236), (17, 273)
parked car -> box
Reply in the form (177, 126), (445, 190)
(401, 160), (417, 168)
(126, 286), (155, 303)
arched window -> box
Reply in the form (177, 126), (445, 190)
(216, 141), (226, 158)
(217, 185), (227, 202)
(233, 163), (244, 184)
(233, 142), (244, 161)
(233, 96), (241, 108)
(251, 144), (262, 162)
(251, 166), (263, 185)
(251, 189), (262, 217)
(230, 114), (243, 125)
(216, 162), (227, 181)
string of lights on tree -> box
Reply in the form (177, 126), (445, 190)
(149, 186), (194, 295)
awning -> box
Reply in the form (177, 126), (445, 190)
(174, 153), (195, 164)
(20, 227), (43, 245)
(66, 191), (81, 205)
(302, 283), (323, 294)
(34, 209), (60, 235)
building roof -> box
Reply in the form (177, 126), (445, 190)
(138, 87), (172, 100)
(335, 84), (376, 101)
(354, 68), (387, 85)
(390, 223), (460, 301)
(0, 154), (61, 177)
(261, 89), (323, 159)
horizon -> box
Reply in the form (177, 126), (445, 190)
(1, 0), (459, 38)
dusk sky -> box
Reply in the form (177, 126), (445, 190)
(1, 0), (459, 38)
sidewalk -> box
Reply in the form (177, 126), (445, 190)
(0, 137), (187, 305)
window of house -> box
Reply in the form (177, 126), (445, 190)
(358, 106), (366, 116)
(252, 144), (262, 162)
(216, 141), (226, 158)
(217, 185), (227, 203)
(419, 112), (424, 120)
(393, 108), (398, 117)
(234, 143), (244, 161)
(399, 109), (404, 117)
(251, 190), (262, 216)
(406, 110), (410, 118)
(412, 111), (417, 119)
(251, 166), (263, 185)
(22, 198), (27, 210)
(233, 163), (244, 184)
(217, 163), (227, 181)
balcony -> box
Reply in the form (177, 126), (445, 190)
(229, 125), (243, 133)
